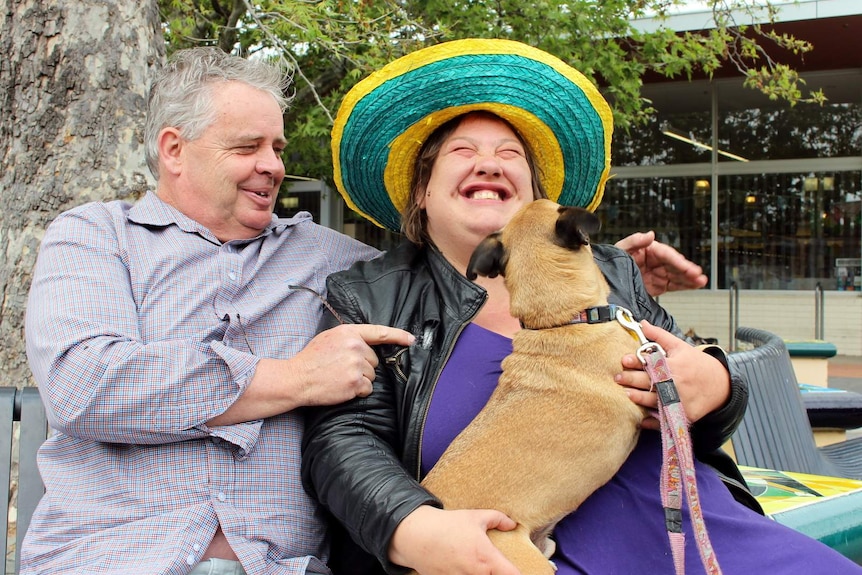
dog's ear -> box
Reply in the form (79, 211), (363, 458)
(555, 206), (602, 250)
(467, 232), (508, 280)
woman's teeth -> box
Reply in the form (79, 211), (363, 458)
(471, 190), (501, 200)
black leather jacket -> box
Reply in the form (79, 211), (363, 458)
(301, 240), (755, 575)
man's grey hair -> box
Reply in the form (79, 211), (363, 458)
(145, 47), (293, 179)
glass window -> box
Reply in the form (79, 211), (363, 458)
(596, 175), (713, 274)
(613, 80), (716, 166)
(716, 74), (862, 162)
(717, 102), (862, 162)
(276, 189), (320, 221)
(612, 113), (714, 166)
(719, 171), (861, 290)
(604, 70), (861, 291)
(598, 171), (861, 291)
(618, 74), (862, 166)
(343, 209), (402, 252)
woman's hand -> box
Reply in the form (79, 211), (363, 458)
(389, 505), (521, 575)
(614, 321), (730, 429)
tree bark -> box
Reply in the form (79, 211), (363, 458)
(0, 0), (164, 386)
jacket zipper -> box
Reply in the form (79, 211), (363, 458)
(414, 291), (487, 479)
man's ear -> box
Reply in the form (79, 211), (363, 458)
(157, 127), (184, 176)
(467, 233), (507, 280)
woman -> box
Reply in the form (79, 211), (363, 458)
(302, 39), (861, 574)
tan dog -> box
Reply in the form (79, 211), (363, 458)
(418, 199), (646, 574)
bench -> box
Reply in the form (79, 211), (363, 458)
(728, 327), (862, 479)
(2, 363), (861, 566)
(1, 387), (47, 575)
(728, 328), (862, 564)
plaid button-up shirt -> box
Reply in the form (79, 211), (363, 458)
(23, 192), (380, 574)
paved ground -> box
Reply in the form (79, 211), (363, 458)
(829, 355), (862, 393)
(828, 355), (862, 440)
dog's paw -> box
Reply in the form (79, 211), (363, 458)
(539, 537), (556, 559)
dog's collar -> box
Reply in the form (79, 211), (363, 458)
(520, 304), (622, 330)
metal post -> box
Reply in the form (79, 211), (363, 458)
(729, 281), (739, 351)
(814, 282), (824, 340)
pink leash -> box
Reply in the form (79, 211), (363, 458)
(617, 309), (722, 575)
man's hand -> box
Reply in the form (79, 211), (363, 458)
(389, 505), (520, 575)
(287, 324), (415, 406)
(615, 231), (707, 296)
(211, 324), (415, 425)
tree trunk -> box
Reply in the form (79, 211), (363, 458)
(0, 0), (164, 386)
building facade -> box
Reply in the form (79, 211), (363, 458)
(610, 0), (862, 354)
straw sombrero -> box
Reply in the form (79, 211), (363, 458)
(331, 38), (613, 232)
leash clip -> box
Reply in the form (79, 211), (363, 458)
(615, 307), (666, 364)
(615, 307), (648, 344)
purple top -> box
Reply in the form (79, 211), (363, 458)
(422, 323), (860, 574)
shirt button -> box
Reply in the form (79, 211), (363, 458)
(193, 544), (201, 552)
(228, 272), (237, 280)
(217, 492), (226, 502)
(186, 555), (196, 566)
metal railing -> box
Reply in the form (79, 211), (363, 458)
(729, 281), (739, 351)
(815, 282), (825, 340)
(728, 281), (826, 348)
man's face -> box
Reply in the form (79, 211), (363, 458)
(164, 81), (287, 241)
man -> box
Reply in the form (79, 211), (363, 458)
(23, 47), (413, 575)
(23, 47), (704, 575)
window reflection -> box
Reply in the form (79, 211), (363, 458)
(720, 173), (861, 290)
(605, 73), (861, 291)
(717, 102), (862, 162)
(614, 114), (714, 166)
(596, 173), (861, 290)
(596, 176), (712, 275)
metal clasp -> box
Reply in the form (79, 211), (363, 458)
(615, 307), (665, 365)
(615, 307), (649, 345)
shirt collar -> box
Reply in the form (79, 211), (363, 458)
(128, 191), (295, 242)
